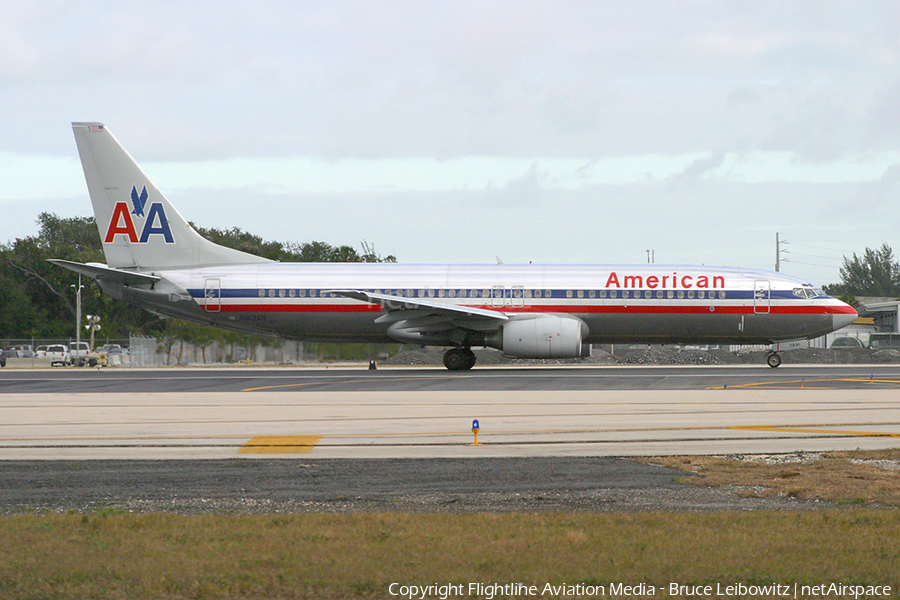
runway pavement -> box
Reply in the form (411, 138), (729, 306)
(1, 365), (899, 459)
(3, 363), (900, 393)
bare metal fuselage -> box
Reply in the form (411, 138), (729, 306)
(105, 262), (856, 346)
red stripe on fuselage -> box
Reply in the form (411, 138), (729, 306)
(218, 303), (381, 313)
(211, 302), (852, 315)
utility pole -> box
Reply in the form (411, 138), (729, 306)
(71, 275), (84, 346)
(775, 233), (788, 272)
(776, 233), (780, 272)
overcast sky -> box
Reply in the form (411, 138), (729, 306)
(3, 1), (900, 285)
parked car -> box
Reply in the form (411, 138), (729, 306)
(45, 345), (70, 367)
(35, 345), (49, 357)
(3, 345), (34, 358)
(67, 341), (91, 366)
(0, 348), (5, 368)
(830, 337), (866, 349)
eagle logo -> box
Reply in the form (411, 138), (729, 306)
(130, 185), (149, 217)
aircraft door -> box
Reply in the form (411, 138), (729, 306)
(492, 286), (506, 307)
(753, 280), (770, 314)
(511, 286), (525, 307)
(204, 278), (221, 312)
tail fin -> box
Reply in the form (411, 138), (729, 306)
(72, 122), (270, 271)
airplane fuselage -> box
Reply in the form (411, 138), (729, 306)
(108, 262), (855, 347)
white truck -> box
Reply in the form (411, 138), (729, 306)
(67, 341), (91, 366)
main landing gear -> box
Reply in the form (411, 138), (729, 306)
(443, 347), (477, 371)
(766, 352), (782, 368)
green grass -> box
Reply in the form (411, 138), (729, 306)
(0, 510), (898, 599)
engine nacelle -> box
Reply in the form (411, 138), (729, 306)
(489, 315), (588, 359)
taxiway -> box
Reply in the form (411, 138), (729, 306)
(1, 365), (899, 460)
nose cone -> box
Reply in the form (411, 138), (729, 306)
(832, 303), (858, 331)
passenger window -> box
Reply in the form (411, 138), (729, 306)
(258, 289), (265, 298)
(577, 290), (584, 298)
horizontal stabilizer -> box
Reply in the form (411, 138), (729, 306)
(47, 259), (161, 286)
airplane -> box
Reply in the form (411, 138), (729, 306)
(51, 122), (858, 370)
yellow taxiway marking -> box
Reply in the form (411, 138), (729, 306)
(239, 435), (322, 454)
(241, 376), (470, 392)
(707, 378), (900, 390)
(731, 425), (900, 438)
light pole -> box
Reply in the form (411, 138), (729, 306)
(70, 275), (84, 347)
(84, 315), (101, 352)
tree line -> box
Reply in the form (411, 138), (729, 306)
(821, 242), (900, 304)
(0, 213), (396, 342)
(1, 212), (897, 341)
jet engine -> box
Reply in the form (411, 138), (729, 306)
(487, 315), (590, 358)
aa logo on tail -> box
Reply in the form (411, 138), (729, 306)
(130, 185), (148, 217)
(104, 185), (174, 244)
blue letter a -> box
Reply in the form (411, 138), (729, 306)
(139, 203), (174, 243)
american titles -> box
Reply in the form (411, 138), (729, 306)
(605, 271), (724, 289)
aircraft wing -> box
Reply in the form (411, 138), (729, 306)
(329, 290), (508, 344)
(48, 259), (161, 286)
(331, 290), (508, 321)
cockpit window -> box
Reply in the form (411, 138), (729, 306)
(793, 286), (822, 299)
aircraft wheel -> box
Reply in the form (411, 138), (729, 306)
(464, 348), (477, 370)
(443, 348), (473, 371)
(766, 353), (782, 368)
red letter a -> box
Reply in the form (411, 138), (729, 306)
(105, 202), (139, 243)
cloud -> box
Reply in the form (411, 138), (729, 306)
(1, 0), (899, 287)
(672, 152), (728, 183)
